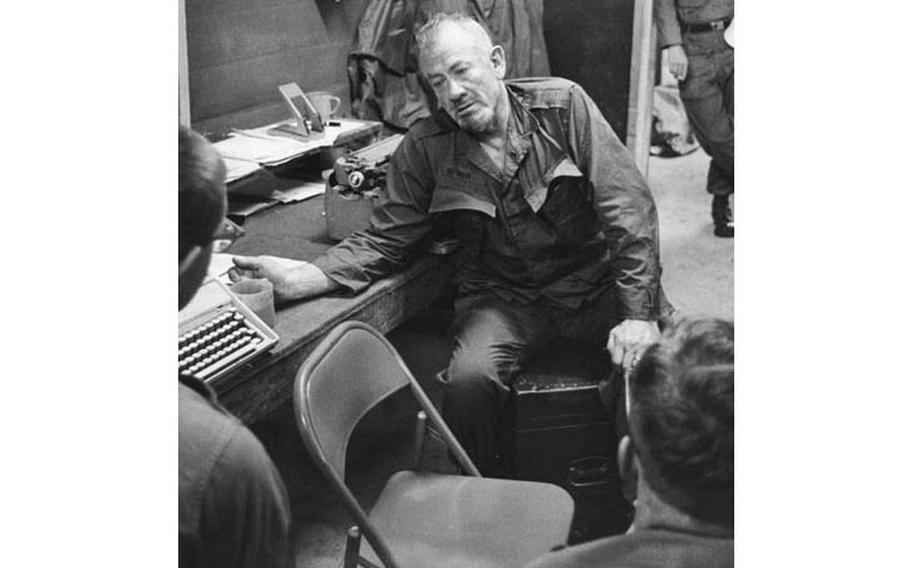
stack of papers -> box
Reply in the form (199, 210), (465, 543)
(271, 173), (327, 203)
(222, 157), (262, 183)
(216, 127), (317, 166)
(214, 119), (368, 183)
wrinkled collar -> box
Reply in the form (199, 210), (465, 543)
(439, 84), (541, 182)
(431, 107), (459, 132)
(506, 84), (540, 137)
(632, 487), (734, 540)
(179, 373), (229, 414)
(637, 515), (733, 540)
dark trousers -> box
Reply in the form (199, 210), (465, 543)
(437, 288), (621, 474)
(679, 29), (734, 197)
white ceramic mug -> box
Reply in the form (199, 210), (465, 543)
(229, 278), (276, 327)
(306, 91), (342, 119)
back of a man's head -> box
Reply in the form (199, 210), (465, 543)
(179, 126), (225, 259)
(629, 318), (734, 526)
(178, 125), (226, 308)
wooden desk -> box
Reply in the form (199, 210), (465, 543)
(213, 189), (454, 423)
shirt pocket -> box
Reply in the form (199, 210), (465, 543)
(524, 156), (586, 212)
(429, 177), (496, 256)
(429, 180), (496, 218)
(535, 157), (599, 244)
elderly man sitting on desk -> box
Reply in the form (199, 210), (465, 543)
(231, 12), (673, 474)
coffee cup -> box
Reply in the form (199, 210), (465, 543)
(229, 278), (276, 327)
(306, 91), (342, 119)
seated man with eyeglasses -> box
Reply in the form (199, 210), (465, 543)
(178, 125), (293, 568)
(525, 318), (733, 568)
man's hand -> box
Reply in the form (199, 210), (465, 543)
(228, 255), (339, 303)
(666, 45), (689, 81)
(607, 319), (661, 375)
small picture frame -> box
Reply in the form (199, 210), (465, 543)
(278, 82), (325, 134)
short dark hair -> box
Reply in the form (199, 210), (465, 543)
(629, 318), (734, 525)
(178, 125), (226, 261)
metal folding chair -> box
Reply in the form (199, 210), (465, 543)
(294, 320), (575, 568)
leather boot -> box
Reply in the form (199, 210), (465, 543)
(712, 194), (734, 238)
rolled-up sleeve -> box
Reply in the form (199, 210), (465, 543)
(565, 84), (662, 321)
(655, 0), (682, 48)
(311, 134), (435, 292)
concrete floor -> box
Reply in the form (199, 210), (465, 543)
(649, 149), (733, 320)
(251, 148), (734, 566)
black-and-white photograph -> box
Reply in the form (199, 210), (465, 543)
(176, 1), (733, 566)
(20, 1), (910, 568)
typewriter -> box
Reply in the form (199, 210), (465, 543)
(178, 277), (279, 384)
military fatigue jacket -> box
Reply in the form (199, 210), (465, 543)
(313, 77), (663, 320)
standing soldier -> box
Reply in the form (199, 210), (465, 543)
(655, 0), (734, 238)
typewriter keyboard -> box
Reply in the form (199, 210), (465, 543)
(178, 307), (265, 381)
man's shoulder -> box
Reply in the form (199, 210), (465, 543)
(522, 534), (627, 568)
(178, 382), (292, 567)
(507, 77), (587, 110)
(178, 383), (274, 481)
(523, 528), (734, 568)
(406, 109), (457, 141)
(179, 381), (238, 440)
(179, 382), (288, 532)
(180, 384), (244, 494)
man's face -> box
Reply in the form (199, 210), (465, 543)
(179, 148), (227, 310)
(178, 195), (225, 310)
(419, 23), (506, 135)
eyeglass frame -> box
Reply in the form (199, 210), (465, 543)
(179, 217), (245, 277)
(211, 217), (245, 253)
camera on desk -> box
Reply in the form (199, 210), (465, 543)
(332, 154), (387, 193)
(324, 134), (404, 241)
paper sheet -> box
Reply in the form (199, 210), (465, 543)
(272, 174), (326, 203)
(214, 131), (307, 166)
(228, 199), (279, 220)
(222, 157), (262, 183)
(208, 253), (237, 283)
(214, 119), (367, 167)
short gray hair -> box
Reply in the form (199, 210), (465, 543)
(414, 12), (493, 56)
